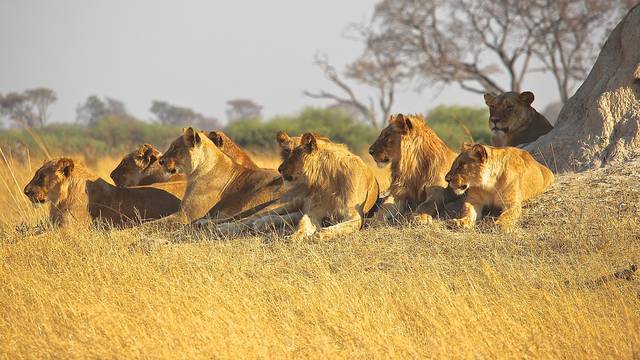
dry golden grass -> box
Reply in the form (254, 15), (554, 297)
(1, 152), (639, 359)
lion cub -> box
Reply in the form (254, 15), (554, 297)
(446, 143), (554, 230)
(277, 133), (379, 240)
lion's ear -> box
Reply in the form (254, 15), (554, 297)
(394, 113), (412, 133)
(276, 131), (290, 145)
(469, 144), (488, 162)
(56, 158), (74, 177)
(184, 127), (201, 146)
(519, 91), (534, 105)
(484, 93), (497, 106)
(208, 131), (223, 147)
(141, 145), (157, 163)
(301, 132), (317, 152)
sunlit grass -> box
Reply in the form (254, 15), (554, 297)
(1, 153), (639, 358)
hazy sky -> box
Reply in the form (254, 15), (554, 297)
(0, 0), (561, 124)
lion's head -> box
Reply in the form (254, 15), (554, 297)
(445, 143), (489, 195)
(368, 114), (418, 168)
(24, 158), (76, 204)
(276, 131), (329, 161)
(159, 127), (209, 175)
(484, 91), (539, 139)
(110, 144), (162, 187)
(277, 132), (317, 183)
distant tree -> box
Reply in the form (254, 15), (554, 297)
(226, 99), (263, 122)
(150, 100), (221, 129)
(366, 0), (632, 102)
(0, 88), (57, 128)
(426, 105), (491, 149)
(305, 30), (411, 129)
(76, 95), (129, 125)
(0, 92), (37, 127)
(24, 88), (57, 127)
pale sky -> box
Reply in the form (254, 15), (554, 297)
(0, 0), (562, 124)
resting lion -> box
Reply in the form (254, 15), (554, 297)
(368, 113), (460, 223)
(210, 132), (379, 236)
(156, 127), (287, 224)
(484, 91), (553, 147)
(110, 144), (185, 198)
(207, 131), (257, 168)
(111, 130), (255, 189)
(446, 143), (554, 230)
(24, 158), (181, 228)
(276, 132), (379, 240)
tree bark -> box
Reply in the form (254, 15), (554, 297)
(525, 4), (640, 172)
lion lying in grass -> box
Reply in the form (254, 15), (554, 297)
(274, 132), (379, 240)
(446, 143), (555, 230)
(484, 91), (553, 147)
(155, 127), (287, 224)
(209, 131), (381, 236)
(368, 113), (460, 223)
(110, 131), (254, 195)
(24, 158), (181, 228)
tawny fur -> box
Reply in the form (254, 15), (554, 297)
(369, 113), (458, 222)
(446, 143), (555, 230)
(24, 158), (180, 228)
(156, 128), (287, 225)
(207, 131), (258, 169)
(280, 133), (379, 240)
(484, 91), (553, 147)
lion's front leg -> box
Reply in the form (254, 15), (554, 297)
(373, 196), (406, 224)
(290, 214), (320, 241)
(495, 202), (522, 231)
(451, 201), (480, 229)
(317, 209), (362, 240)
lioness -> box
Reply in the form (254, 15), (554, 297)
(24, 158), (181, 228)
(276, 132), (379, 240)
(156, 127), (287, 224)
(110, 144), (185, 197)
(446, 143), (554, 230)
(368, 113), (459, 222)
(484, 91), (553, 147)
(207, 131), (258, 169)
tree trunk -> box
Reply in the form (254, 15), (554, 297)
(525, 4), (640, 172)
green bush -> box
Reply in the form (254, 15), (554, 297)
(224, 107), (379, 153)
(426, 105), (490, 150)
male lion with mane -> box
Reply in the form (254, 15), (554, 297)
(368, 113), (460, 223)
(24, 158), (181, 228)
(446, 143), (554, 230)
(276, 132), (379, 240)
(484, 91), (553, 147)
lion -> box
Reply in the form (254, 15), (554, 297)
(273, 132), (379, 240)
(24, 158), (181, 228)
(110, 144), (185, 191)
(445, 143), (554, 230)
(484, 91), (553, 147)
(368, 113), (460, 223)
(156, 127), (288, 224)
(208, 132), (379, 236)
(207, 131), (258, 168)
(111, 131), (255, 189)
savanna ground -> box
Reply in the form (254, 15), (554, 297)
(1, 149), (639, 359)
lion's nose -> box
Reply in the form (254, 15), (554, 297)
(445, 174), (452, 182)
(158, 158), (166, 166)
(490, 117), (499, 124)
(24, 189), (34, 197)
